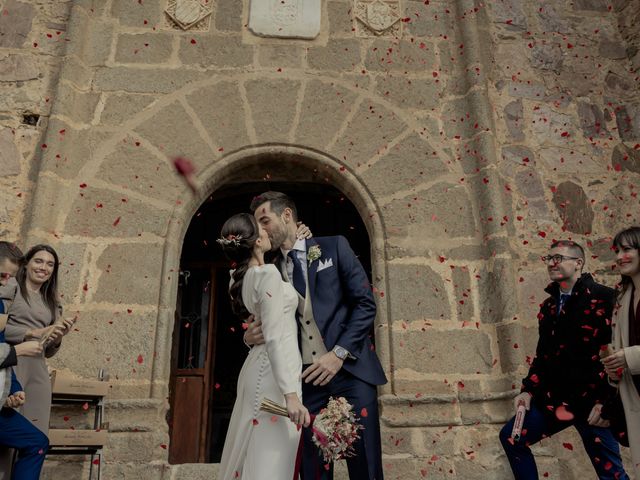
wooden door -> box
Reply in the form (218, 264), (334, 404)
(168, 266), (217, 464)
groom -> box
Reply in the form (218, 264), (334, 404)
(246, 191), (386, 480)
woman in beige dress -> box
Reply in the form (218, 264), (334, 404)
(2, 245), (74, 434)
(602, 226), (640, 477)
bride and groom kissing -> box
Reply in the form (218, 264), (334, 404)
(216, 191), (386, 480)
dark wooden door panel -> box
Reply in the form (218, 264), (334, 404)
(168, 375), (205, 464)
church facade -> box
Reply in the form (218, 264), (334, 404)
(0, 0), (639, 478)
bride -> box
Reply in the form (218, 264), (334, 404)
(217, 213), (310, 479)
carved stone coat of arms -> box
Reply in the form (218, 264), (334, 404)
(355, 0), (402, 37)
(165, 0), (212, 31)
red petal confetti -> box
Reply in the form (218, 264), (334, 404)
(137, 354), (144, 364)
(173, 156), (195, 175)
(160, 444), (167, 449)
(252, 419), (259, 425)
(555, 405), (574, 421)
(172, 156), (198, 193)
(360, 407), (368, 417)
(562, 442), (574, 451)
(113, 216), (121, 227)
(82, 402), (89, 411)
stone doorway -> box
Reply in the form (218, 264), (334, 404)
(167, 178), (373, 465)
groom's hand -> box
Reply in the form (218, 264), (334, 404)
(302, 352), (344, 386)
(243, 316), (264, 347)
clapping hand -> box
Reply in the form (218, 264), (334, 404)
(587, 403), (610, 427)
(26, 325), (64, 342)
(14, 341), (43, 357)
(513, 392), (532, 413)
(602, 350), (627, 381)
(4, 391), (25, 408)
(59, 315), (77, 336)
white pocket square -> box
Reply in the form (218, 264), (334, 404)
(317, 258), (334, 272)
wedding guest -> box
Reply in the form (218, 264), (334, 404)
(1, 244), (74, 434)
(0, 241), (49, 480)
(0, 242), (23, 318)
(602, 226), (640, 476)
(499, 240), (628, 480)
(217, 213), (310, 479)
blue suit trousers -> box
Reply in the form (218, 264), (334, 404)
(0, 408), (48, 480)
(301, 368), (383, 480)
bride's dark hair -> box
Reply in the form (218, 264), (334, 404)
(218, 213), (259, 317)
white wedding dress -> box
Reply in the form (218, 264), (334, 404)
(218, 264), (303, 480)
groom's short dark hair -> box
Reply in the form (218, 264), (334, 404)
(250, 191), (298, 221)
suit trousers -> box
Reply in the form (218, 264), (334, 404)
(301, 368), (383, 480)
(499, 403), (628, 480)
(0, 408), (48, 480)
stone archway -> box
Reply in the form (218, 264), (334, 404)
(153, 145), (394, 405)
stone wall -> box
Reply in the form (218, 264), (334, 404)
(0, 0), (71, 240)
(616, 0), (640, 74)
(0, 0), (639, 478)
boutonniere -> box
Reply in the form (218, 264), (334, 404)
(307, 245), (322, 264)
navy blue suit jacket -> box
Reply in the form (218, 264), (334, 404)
(301, 236), (386, 386)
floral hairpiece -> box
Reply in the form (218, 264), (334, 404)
(216, 234), (243, 247)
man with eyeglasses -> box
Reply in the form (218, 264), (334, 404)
(499, 240), (628, 479)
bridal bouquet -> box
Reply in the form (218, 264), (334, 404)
(260, 396), (363, 463)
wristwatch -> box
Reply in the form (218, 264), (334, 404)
(332, 345), (350, 360)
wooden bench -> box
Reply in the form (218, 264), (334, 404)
(48, 370), (109, 480)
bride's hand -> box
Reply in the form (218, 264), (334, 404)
(295, 222), (313, 240)
(285, 393), (311, 428)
